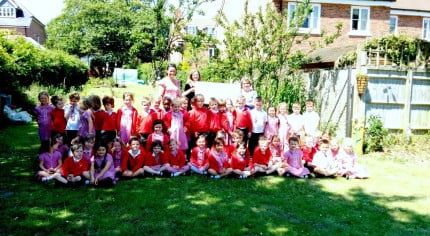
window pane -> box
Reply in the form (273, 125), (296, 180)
(389, 16), (396, 33)
(360, 9), (368, 31)
(424, 20), (429, 39)
(312, 6), (319, 28)
(302, 17), (309, 28)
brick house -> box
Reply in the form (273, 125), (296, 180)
(272, 0), (430, 55)
(0, 0), (46, 44)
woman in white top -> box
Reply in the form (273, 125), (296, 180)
(240, 77), (258, 110)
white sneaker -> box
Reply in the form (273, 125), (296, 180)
(41, 177), (48, 182)
(211, 175), (220, 179)
(84, 180), (90, 185)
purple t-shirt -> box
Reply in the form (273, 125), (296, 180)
(39, 151), (62, 169)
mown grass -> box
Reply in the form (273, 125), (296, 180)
(1, 123), (429, 235)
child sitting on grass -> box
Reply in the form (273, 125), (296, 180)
(208, 138), (232, 179)
(279, 137), (310, 178)
(311, 139), (338, 177)
(37, 140), (67, 184)
(62, 144), (90, 185)
(90, 142), (116, 187)
(166, 139), (190, 177)
(189, 135), (210, 175)
(337, 138), (370, 179)
(230, 141), (253, 179)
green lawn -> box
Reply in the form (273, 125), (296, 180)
(0, 123), (429, 235)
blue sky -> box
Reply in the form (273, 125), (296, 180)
(18, 0), (65, 25)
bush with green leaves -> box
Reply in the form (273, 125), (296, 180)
(364, 115), (388, 153)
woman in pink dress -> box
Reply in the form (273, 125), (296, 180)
(338, 138), (370, 179)
(157, 64), (181, 100)
(281, 137), (310, 178)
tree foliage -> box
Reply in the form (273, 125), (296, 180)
(200, 0), (340, 107)
(0, 32), (88, 92)
(46, 0), (214, 81)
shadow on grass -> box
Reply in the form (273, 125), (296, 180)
(0, 123), (429, 235)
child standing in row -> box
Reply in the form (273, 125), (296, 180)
(117, 92), (138, 144)
(64, 92), (80, 146)
(249, 97), (267, 156)
(101, 96), (117, 146)
(50, 95), (66, 138)
(264, 106), (279, 141)
(35, 91), (54, 148)
(164, 99), (188, 153)
(137, 96), (156, 146)
(277, 102), (289, 151)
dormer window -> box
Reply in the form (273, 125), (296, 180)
(0, 7), (15, 17)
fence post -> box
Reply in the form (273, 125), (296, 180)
(404, 69), (414, 140)
(346, 66), (353, 137)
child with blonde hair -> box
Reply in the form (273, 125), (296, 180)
(337, 138), (370, 179)
(35, 91), (54, 148)
(277, 102), (290, 151)
(164, 99), (188, 152)
(117, 92), (138, 144)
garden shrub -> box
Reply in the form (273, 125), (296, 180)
(364, 115), (388, 153)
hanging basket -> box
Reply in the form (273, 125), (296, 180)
(356, 73), (369, 96)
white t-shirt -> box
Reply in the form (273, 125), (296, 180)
(303, 111), (320, 136)
(64, 104), (80, 130)
(287, 113), (304, 134)
(250, 109), (267, 133)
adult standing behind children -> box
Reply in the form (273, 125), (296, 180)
(240, 77), (258, 110)
(182, 70), (201, 110)
(157, 64), (181, 100)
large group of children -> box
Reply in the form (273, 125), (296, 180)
(34, 76), (369, 187)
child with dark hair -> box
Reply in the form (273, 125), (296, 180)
(208, 138), (232, 179)
(37, 139), (67, 184)
(64, 92), (80, 146)
(90, 142), (116, 187)
(280, 137), (310, 178)
(50, 95), (67, 138)
(121, 137), (145, 177)
(143, 140), (169, 176)
(145, 119), (170, 151)
(101, 96), (117, 147)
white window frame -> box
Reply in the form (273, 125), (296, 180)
(389, 15), (398, 34)
(186, 25), (198, 36)
(208, 47), (216, 58)
(0, 7), (15, 17)
(204, 26), (216, 38)
(350, 6), (371, 36)
(423, 18), (430, 41)
(288, 2), (321, 34)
